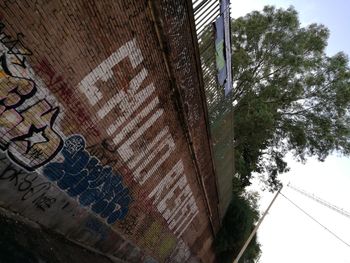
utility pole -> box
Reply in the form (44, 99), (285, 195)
(233, 186), (283, 263)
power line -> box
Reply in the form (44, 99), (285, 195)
(280, 192), (350, 249)
(287, 183), (350, 220)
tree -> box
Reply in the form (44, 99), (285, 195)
(201, 6), (350, 190)
(214, 187), (261, 263)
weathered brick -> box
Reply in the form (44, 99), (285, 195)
(0, 1), (220, 262)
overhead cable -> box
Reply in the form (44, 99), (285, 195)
(280, 192), (350, 249)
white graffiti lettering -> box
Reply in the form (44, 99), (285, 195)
(78, 38), (199, 236)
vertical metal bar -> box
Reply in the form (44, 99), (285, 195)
(233, 186), (283, 263)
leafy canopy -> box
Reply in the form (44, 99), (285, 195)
(214, 187), (261, 263)
(225, 6), (350, 190)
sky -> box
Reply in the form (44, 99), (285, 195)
(231, 0), (350, 262)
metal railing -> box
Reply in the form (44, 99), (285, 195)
(192, 0), (234, 218)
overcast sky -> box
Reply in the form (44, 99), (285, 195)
(231, 0), (350, 262)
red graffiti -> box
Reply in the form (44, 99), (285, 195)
(34, 58), (100, 136)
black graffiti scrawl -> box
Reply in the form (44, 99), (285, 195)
(0, 22), (132, 224)
(0, 22), (63, 171)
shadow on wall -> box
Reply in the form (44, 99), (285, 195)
(0, 212), (114, 263)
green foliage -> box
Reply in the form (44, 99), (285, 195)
(202, 6), (350, 190)
(214, 187), (261, 263)
(202, 6), (350, 260)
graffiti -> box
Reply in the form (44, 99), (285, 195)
(78, 39), (176, 185)
(158, 235), (177, 260)
(31, 192), (56, 211)
(0, 155), (56, 211)
(0, 9), (209, 262)
(140, 220), (177, 260)
(121, 0), (146, 18)
(0, 23), (132, 225)
(118, 213), (138, 236)
(162, 1), (201, 129)
(86, 140), (122, 170)
(88, 141), (156, 213)
(0, 23), (63, 171)
(78, 38), (199, 236)
(0, 23), (131, 223)
(34, 58), (100, 136)
(0, 16), (199, 260)
(148, 160), (199, 238)
(142, 221), (162, 249)
(168, 239), (191, 263)
(133, 186), (156, 212)
(43, 135), (132, 224)
(0, 22), (32, 57)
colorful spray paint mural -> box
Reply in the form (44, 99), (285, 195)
(0, 0), (219, 262)
(0, 23), (131, 225)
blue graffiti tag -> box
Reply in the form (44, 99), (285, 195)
(43, 135), (131, 224)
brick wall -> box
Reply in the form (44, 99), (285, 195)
(0, 1), (220, 262)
